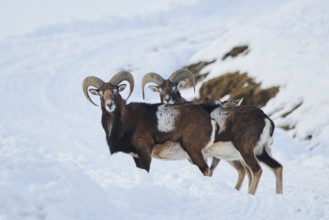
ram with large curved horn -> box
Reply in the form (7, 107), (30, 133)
(83, 71), (134, 107)
(169, 69), (195, 92)
(82, 71), (218, 178)
(141, 69), (282, 195)
(141, 69), (195, 104)
(141, 72), (164, 100)
(82, 76), (105, 106)
(108, 71), (134, 100)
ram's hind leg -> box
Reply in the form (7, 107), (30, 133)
(181, 143), (210, 176)
(257, 150), (283, 194)
(209, 158), (220, 177)
(240, 152), (262, 195)
(182, 119), (216, 177)
(187, 150), (210, 176)
(228, 160), (246, 190)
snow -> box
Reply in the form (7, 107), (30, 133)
(1, 0), (329, 219)
(190, 0), (329, 147)
(0, 0), (199, 39)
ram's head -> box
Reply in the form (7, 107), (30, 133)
(142, 69), (195, 104)
(82, 71), (134, 112)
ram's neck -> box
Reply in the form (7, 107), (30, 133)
(101, 98), (128, 154)
(177, 95), (186, 104)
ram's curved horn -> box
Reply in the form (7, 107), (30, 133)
(141, 72), (164, 99)
(82, 76), (105, 106)
(109, 71), (134, 100)
(169, 69), (195, 93)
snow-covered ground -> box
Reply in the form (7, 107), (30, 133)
(1, 0), (329, 219)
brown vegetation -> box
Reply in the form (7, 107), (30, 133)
(185, 45), (279, 107)
(280, 102), (302, 118)
(184, 44), (308, 140)
(184, 60), (216, 84)
(198, 71), (279, 108)
(222, 45), (249, 60)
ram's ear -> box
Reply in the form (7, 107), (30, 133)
(89, 88), (99, 96)
(236, 98), (244, 106)
(148, 85), (160, 93)
(117, 84), (127, 92)
(177, 80), (186, 90)
(215, 100), (224, 106)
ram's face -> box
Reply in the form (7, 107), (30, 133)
(83, 72), (134, 111)
(89, 83), (126, 113)
(99, 84), (118, 112)
(149, 80), (181, 104)
(159, 81), (179, 104)
(217, 98), (244, 108)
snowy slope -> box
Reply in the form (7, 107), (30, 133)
(190, 0), (329, 151)
(0, 0), (329, 219)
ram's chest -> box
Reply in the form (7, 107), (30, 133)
(106, 119), (138, 155)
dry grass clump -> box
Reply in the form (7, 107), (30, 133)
(222, 45), (249, 60)
(198, 72), (279, 107)
(185, 45), (308, 139)
(185, 45), (278, 107)
(184, 60), (216, 84)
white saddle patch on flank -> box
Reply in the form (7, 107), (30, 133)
(210, 108), (228, 133)
(205, 141), (241, 161)
(152, 142), (189, 160)
(157, 105), (178, 132)
(254, 118), (272, 156)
